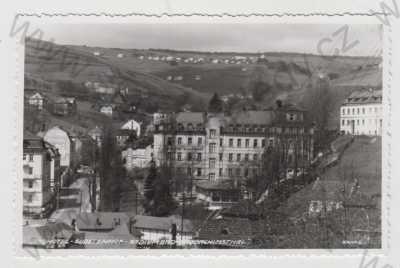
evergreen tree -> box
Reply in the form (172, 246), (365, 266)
(208, 92), (223, 113)
(99, 121), (126, 211)
(111, 149), (126, 211)
(152, 165), (176, 216)
(144, 160), (157, 203)
(143, 161), (177, 216)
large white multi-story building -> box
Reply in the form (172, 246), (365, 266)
(153, 103), (314, 185)
(340, 89), (382, 136)
(23, 132), (54, 218)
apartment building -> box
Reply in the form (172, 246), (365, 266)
(23, 132), (54, 218)
(153, 103), (314, 184)
(340, 89), (382, 136)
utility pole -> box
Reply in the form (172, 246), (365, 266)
(181, 192), (185, 242)
(135, 191), (138, 215)
(79, 190), (82, 213)
(56, 177), (60, 210)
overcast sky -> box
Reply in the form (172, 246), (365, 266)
(37, 23), (381, 56)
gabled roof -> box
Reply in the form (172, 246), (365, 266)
(82, 223), (140, 248)
(76, 212), (133, 231)
(121, 119), (141, 130)
(28, 92), (44, 99)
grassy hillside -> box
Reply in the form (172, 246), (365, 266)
(25, 38), (208, 111)
(282, 136), (381, 217)
(25, 38), (382, 129)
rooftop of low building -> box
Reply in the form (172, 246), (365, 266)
(343, 88), (382, 105)
(133, 215), (194, 234)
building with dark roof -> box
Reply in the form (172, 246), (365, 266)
(340, 89), (382, 136)
(153, 103), (314, 188)
(195, 180), (241, 210)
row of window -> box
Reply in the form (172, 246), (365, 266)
(226, 138), (267, 148)
(176, 136), (203, 146)
(172, 152), (261, 162)
(171, 136), (270, 149)
(176, 167), (260, 179)
(342, 106), (381, 115)
(341, 118), (382, 126)
(23, 154), (34, 161)
(344, 130), (379, 135)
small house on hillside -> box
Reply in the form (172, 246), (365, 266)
(95, 86), (115, 95)
(100, 105), (113, 117)
(113, 119), (142, 147)
(88, 126), (103, 147)
(121, 119), (141, 137)
(121, 145), (153, 170)
(50, 97), (77, 116)
(27, 92), (46, 110)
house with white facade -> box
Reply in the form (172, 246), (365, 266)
(340, 89), (382, 136)
(114, 119), (142, 147)
(28, 92), (46, 110)
(121, 145), (153, 170)
(153, 113), (170, 125)
(43, 126), (72, 167)
(23, 131), (54, 218)
(100, 105), (113, 116)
